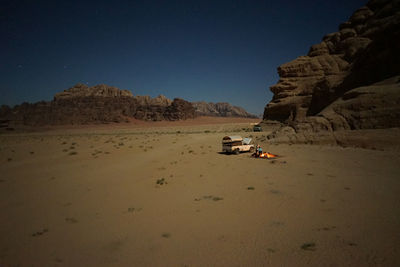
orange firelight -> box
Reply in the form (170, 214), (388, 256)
(259, 152), (277, 159)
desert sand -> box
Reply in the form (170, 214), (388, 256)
(1, 118), (400, 266)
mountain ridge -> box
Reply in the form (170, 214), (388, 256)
(0, 83), (255, 126)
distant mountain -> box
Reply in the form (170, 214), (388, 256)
(0, 83), (256, 126)
(0, 83), (195, 126)
(192, 101), (257, 118)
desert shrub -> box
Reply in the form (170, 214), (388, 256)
(156, 178), (166, 185)
(301, 242), (316, 251)
(161, 233), (170, 238)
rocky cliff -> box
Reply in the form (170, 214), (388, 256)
(0, 84), (195, 126)
(54, 83), (133, 99)
(0, 83), (255, 127)
(263, 0), (400, 141)
(192, 101), (257, 118)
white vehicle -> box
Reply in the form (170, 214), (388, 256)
(222, 136), (255, 154)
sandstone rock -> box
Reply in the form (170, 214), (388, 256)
(134, 94), (172, 107)
(320, 76), (400, 130)
(165, 98), (196, 121)
(264, 0), (400, 125)
(265, 54), (349, 121)
(339, 37), (371, 61)
(2, 82), (254, 126)
(1, 84), (197, 125)
(339, 28), (357, 40)
(265, 76), (400, 147)
(263, 0), (400, 149)
(308, 42), (330, 57)
(192, 102), (257, 118)
(54, 83), (133, 100)
(349, 6), (374, 25)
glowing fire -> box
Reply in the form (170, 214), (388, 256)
(259, 152), (277, 159)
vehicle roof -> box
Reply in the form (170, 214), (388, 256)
(222, 136), (243, 142)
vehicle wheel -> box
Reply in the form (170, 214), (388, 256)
(249, 147), (254, 153)
(234, 149), (240, 155)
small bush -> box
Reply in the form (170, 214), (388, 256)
(161, 233), (171, 238)
(301, 242), (316, 251)
(156, 178), (166, 185)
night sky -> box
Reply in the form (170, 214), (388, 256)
(1, 0), (366, 115)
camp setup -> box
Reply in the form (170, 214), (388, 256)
(252, 144), (278, 159)
(221, 135), (278, 159)
(252, 151), (278, 159)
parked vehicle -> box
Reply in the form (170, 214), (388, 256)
(253, 124), (262, 132)
(222, 136), (255, 154)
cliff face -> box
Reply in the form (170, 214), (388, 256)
(263, 0), (400, 130)
(192, 102), (257, 118)
(0, 84), (195, 126)
(54, 83), (133, 99)
(0, 83), (255, 126)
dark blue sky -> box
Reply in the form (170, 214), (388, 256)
(1, 0), (365, 115)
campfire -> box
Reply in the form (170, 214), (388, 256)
(258, 152), (278, 159)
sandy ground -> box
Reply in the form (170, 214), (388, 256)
(1, 119), (400, 266)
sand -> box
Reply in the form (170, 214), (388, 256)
(1, 118), (400, 266)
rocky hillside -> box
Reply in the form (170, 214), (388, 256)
(0, 83), (255, 126)
(263, 0), (400, 144)
(192, 101), (257, 118)
(0, 84), (195, 126)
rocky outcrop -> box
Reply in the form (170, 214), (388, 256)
(0, 84), (195, 126)
(1, 83), (255, 126)
(166, 98), (197, 120)
(54, 83), (133, 99)
(192, 101), (257, 118)
(133, 95), (172, 107)
(263, 0), (400, 146)
(318, 76), (400, 130)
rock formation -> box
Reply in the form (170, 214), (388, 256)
(263, 0), (400, 146)
(54, 83), (133, 99)
(0, 84), (195, 126)
(0, 83), (255, 126)
(192, 101), (257, 118)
